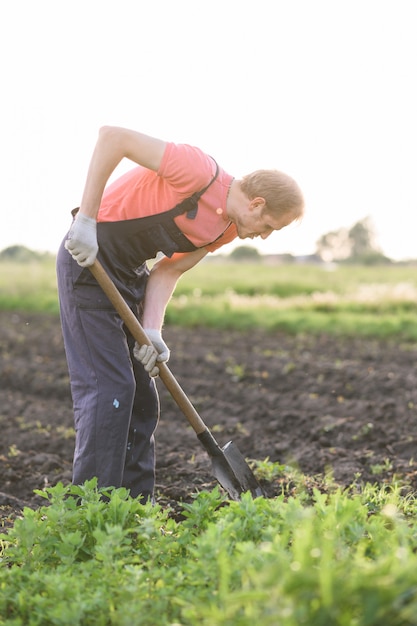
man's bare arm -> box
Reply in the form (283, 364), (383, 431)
(79, 126), (167, 219)
(142, 248), (209, 330)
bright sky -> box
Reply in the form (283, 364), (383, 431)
(1, 0), (416, 260)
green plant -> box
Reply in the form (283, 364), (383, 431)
(2, 479), (417, 625)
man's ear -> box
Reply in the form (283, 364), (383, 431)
(249, 197), (266, 211)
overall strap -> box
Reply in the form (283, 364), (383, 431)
(170, 158), (219, 220)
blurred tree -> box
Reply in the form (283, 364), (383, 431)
(349, 217), (378, 258)
(0, 245), (51, 262)
(315, 228), (351, 262)
(229, 246), (261, 261)
(316, 217), (389, 263)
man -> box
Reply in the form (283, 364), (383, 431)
(57, 125), (304, 502)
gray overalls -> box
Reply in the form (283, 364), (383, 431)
(56, 165), (219, 501)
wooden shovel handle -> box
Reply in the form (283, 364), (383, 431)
(89, 260), (207, 435)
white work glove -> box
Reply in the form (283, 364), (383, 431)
(64, 213), (98, 267)
(133, 330), (170, 377)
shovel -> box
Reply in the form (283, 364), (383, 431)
(89, 260), (264, 500)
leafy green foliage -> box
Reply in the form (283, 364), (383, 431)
(2, 478), (417, 625)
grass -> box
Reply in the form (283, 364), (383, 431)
(175, 258), (417, 298)
(172, 260), (417, 339)
(1, 257), (417, 339)
(0, 259), (59, 313)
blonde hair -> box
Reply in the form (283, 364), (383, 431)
(241, 170), (304, 222)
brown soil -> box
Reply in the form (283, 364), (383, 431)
(1, 311), (417, 525)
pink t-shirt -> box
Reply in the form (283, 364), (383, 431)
(98, 142), (237, 252)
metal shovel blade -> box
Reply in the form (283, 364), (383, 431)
(198, 430), (264, 499)
(221, 440), (264, 498)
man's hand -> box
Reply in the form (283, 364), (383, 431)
(65, 213), (98, 267)
(133, 329), (170, 377)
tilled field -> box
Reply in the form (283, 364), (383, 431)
(1, 311), (417, 524)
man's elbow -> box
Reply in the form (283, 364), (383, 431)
(150, 257), (184, 282)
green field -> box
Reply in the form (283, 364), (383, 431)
(2, 257), (417, 624)
(1, 256), (417, 339)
